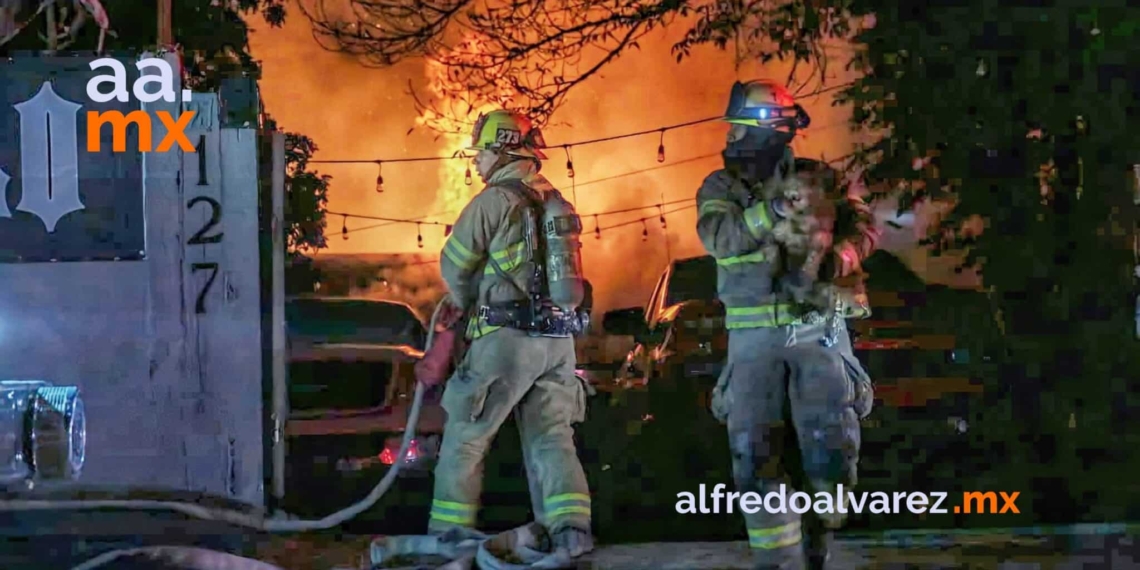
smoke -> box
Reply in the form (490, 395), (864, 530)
(247, 11), (871, 320)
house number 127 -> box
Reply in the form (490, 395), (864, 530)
(186, 142), (224, 316)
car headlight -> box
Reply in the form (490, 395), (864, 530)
(0, 381), (86, 485)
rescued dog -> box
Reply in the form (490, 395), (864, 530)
(761, 164), (875, 312)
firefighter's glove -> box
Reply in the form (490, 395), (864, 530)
(436, 296), (466, 331)
(853, 378), (874, 420)
(841, 353), (875, 420)
(832, 240), (861, 279)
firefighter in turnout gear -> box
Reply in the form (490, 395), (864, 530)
(431, 109), (595, 563)
(698, 80), (877, 570)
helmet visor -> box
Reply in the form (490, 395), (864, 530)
(725, 106), (798, 127)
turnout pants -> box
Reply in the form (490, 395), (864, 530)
(711, 322), (869, 569)
(429, 328), (592, 535)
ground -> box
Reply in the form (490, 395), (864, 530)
(253, 525), (1140, 569)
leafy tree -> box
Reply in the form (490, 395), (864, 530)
(279, 127), (331, 258)
(838, 0), (1140, 522)
(1, 0), (330, 258)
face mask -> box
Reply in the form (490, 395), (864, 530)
(723, 127), (794, 182)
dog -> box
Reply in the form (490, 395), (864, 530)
(761, 165), (875, 312)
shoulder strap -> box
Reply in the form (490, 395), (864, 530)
(494, 179), (543, 208)
(481, 180), (539, 302)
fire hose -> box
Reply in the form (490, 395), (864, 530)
(1, 299), (577, 570)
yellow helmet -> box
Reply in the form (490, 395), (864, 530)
(723, 80), (810, 130)
(468, 109), (548, 159)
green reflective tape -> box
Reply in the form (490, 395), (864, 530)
(429, 499), (477, 526)
(699, 199), (736, 216)
(748, 521), (802, 550)
(466, 318), (501, 340)
(546, 505), (591, 519)
(544, 493), (591, 508)
(484, 241), (528, 274)
(543, 492), (591, 522)
(444, 238), (479, 271)
(716, 250), (768, 266)
(724, 304), (800, 329)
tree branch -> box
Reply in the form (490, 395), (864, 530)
(299, 0), (856, 130)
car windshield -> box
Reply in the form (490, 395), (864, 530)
(286, 299), (426, 348)
(665, 257), (718, 307)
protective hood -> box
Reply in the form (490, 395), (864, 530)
(486, 157), (554, 194)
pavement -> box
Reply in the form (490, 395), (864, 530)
(255, 524), (1140, 570)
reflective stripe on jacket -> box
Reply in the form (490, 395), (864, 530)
(696, 167), (782, 324)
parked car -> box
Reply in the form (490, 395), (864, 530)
(282, 296), (446, 533)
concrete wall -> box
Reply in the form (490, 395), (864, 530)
(0, 55), (264, 505)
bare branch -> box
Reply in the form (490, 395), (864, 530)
(300, 0), (858, 130)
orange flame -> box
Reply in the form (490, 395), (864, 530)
(416, 35), (517, 215)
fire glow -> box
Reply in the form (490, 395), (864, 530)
(416, 34), (518, 217)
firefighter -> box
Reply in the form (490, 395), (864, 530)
(430, 109), (594, 563)
(698, 80), (876, 569)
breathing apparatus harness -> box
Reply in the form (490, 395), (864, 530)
(477, 179), (590, 338)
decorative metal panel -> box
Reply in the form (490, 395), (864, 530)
(0, 55), (146, 262)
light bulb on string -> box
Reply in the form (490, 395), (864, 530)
(341, 215), (349, 240)
(417, 222), (424, 249)
(658, 204), (667, 229)
(564, 146), (575, 179)
(594, 215), (601, 240)
(641, 219), (649, 241)
(464, 165), (473, 186)
(657, 129), (666, 163)
(374, 161), (384, 193)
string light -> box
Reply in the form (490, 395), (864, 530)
(329, 198), (692, 231)
(596, 203), (695, 234)
(374, 161), (384, 193)
(308, 116), (723, 167)
(657, 129), (666, 163)
(337, 202), (697, 248)
(328, 146), (857, 245)
(341, 152), (722, 237)
(329, 198), (694, 249)
(464, 164), (473, 186)
(564, 146), (575, 179)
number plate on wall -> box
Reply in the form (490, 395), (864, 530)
(0, 56), (146, 262)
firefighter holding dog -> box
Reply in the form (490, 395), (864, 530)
(697, 80), (878, 570)
(429, 109), (594, 565)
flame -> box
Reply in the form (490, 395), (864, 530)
(416, 35), (517, 215)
